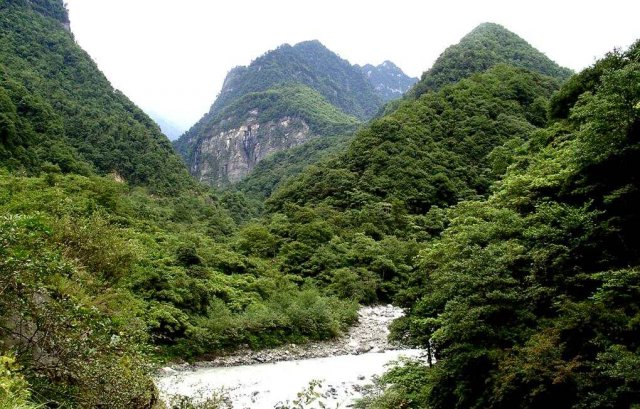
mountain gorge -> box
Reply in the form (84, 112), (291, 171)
(174, 40), (415, 187)
(1, 1), (639, 408)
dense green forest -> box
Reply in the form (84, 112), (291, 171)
(357, 42), (640, 409)
(1, 0), (638, 407)
(0, 0), (193, 194)
(407, 23), (573, 101)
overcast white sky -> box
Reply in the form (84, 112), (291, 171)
(65, 0), (640, 137)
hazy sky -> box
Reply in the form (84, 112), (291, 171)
(65, 0), (640, 137)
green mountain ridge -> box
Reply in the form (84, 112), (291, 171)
(206, 40), (383, 121)
(174, 40), (392, 187)
(409, 22), (574, 99)
(0, 0), (193, 193)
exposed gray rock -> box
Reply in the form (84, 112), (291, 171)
(190, 113), (312, 187)
(168, 305), (407, 371)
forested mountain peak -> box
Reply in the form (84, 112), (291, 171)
(205, 39), (382, 121)
(409, 22), (573, 98)
(174, 39), (396, 187)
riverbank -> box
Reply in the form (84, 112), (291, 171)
(157, 305), (424, 408)
(164, 304), (407, 371)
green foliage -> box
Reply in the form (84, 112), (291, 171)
(0, 213), (155, 408)
(269, 65), (560, 215)
(0, 170), (359, 404)
(205, 40), (381, 122)
(236, 133), (354, 197)
(0, 0), (193, 194)
(0, 355), (36, 409)
(383, 41), (640, 409)
(409, 22), (573, 99)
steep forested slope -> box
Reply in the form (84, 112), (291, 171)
(409, 23), (573, 99)
(0, 0), (193, 193)
(359, 41), (640, 409)
(269, 65), (560, 213)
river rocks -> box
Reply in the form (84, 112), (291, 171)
(173, 305), (407, 371)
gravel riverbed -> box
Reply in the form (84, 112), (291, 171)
(156, 305), (425, 408)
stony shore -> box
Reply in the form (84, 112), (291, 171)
(163, 304), (406, 373)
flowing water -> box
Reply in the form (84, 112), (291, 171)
(157, 348), (423, 408)
(156, 306), (424, 408)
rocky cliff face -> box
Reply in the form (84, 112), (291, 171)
(188, 111), (312, 186)
(174, 40), (416, 187)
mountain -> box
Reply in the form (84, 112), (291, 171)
(409, 22), (574, 99)
(207, 40), (382, 121)
(175, 40), (384, 187)
(357, 61), (418, 102)
(175, 83), (360, 186)
(268, 64), (561, 213)
(0, 0), (193, 193)
(363, 41), (640, 409)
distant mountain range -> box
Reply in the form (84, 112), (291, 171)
(174, 40), (415, 187)
(357, 61), (418, 102)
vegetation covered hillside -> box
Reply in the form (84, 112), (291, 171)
(409, 23), (573, 99)
(269, 65), (560, 214)
(357, 41), (640, 409)
(173, 40), (388, 187)
(0, 171), (358, 407)
(0, 0), (193, 193)
(206, 40), (382, 121)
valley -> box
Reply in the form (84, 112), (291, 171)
(0, 1), (638, 408)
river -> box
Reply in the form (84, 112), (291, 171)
(156, 305), (424, 408)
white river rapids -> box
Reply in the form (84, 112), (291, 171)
(156, 305), (425, 408)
